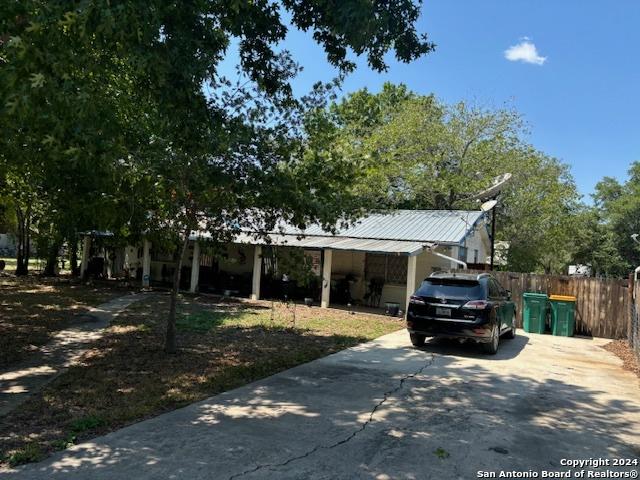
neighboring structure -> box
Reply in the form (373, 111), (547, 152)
(568, 264), (592, 277)
(0, 233), (17, 255)
(488, 241), (509, 268)
(80, 210), (492, 310)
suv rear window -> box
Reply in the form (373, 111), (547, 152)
(416, 279), (486, 300)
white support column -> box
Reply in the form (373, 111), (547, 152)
(142, 239), (151, 288)
(406, 255), (418, 311)
(321, 249), (333, 308)
(80, 236), (91, 278)
(190, 240), (200, 293)
(251, 245), (262, 301)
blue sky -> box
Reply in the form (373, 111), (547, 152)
(256, 0), (640, 200)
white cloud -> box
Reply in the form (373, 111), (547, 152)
(504, 38), (547, 65)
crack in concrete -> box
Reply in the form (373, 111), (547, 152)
(227, 353), (436, 480)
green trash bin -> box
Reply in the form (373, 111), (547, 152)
(523, 293), (549, 334)
(549, 295), (576, 337)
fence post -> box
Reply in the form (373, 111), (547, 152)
(629, 271), (637, 361)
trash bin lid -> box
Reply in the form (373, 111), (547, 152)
(549, 294), (576, 302)
(523, 292), (548, 299)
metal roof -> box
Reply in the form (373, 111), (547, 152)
(226, 210), (486, 256)
(234, 232), (431, 256)
(275, 210), (485, 245)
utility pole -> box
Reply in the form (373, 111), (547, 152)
(490, 205), (496, 271)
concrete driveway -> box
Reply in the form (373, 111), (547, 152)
(4, 330), (640, 479)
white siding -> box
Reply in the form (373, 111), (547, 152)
(456, 226), (491, 265)
(378, 248), (457, 306)
(331, 250), (366, 300)
(218, 244), (255, 274)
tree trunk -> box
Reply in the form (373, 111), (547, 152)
(70, 236), (79, 276)
(447, 188), (456, 210)
(24, 207), (31, 272)
(44, 238), (61, 276)
(15, 206), (28, 276)
(165, 232), (190, 354)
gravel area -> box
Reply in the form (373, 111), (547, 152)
(603, 339), (640, 378)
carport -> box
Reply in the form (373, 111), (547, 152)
(235, 233), (439, 309)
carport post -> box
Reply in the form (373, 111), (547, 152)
(189, 240), (200, 293)
(406, 255), (417, 311)
(251, 245), (262, 301)
(321, 249), (332, 308)
(142, 239), (151, 288)
(80, 235), (91, 278)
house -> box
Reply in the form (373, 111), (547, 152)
(0, 233), (17, 255)
(81, 210), (492, 310)
(568, 264), (592, 277)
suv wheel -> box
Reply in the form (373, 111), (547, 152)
(505, 313), (517, 339)
(410, 333), (426, 347)
(482, 325), (499, 355)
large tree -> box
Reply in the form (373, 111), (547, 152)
(311, 83), (582, 273)
(575, 163), (640, 277)
(1, 2), (434, 351)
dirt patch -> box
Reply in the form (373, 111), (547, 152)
(0, 295), (402, 467)
(603, 340), (640, 378)
(0, 276), (132, 368)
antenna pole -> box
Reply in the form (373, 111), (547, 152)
(490, 204), (497, 271)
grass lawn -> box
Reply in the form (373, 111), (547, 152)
(0, 276), (131, 368)
(0, 257), (44, 272)
(0, 295), (403, 467)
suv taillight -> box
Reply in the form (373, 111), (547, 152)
(463, 300), (489, 310)
(409, 295), (426, 305)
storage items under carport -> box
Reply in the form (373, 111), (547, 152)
(522, 293), (549, 334)
(549, 295), (576, 337)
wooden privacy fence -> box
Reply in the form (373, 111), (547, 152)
(469, 270), (629, 339)
(630, 276), (640, 361)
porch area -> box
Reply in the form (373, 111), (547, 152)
(80, 238), (460, 311)
(79, 210), (490, 310)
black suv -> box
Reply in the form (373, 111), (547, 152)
(406, 272), (516, 354)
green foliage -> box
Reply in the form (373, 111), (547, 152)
(434, 447), (450, 459)
(311, 83), (582, 273)
(0, 0), (434, 252)
(572, 207), (628, 277)
(269, 247), (317, 288)
(499, 150), (581, 274)
(49, 415), (106, 454)
(573, 163), (640, 276)
(176, 311), (225, 332)
(1, 1), (432, 347)
(51, 434), (77, 451)
(69, 415), (107, 434)
(4, 443), (43, 467)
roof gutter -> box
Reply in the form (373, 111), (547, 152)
(428, 246), (468, 269)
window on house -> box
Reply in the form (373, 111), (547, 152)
(474, 249), (479, 264)
(386, 256), (407, 284)
(458, 246), (468, 262)
(365, 253), (408, 285)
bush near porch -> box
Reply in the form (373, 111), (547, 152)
(0, 294), (402, 467)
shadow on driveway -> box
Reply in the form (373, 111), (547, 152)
(3, 331), (640, 479)
(416, 333), (530, 360)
